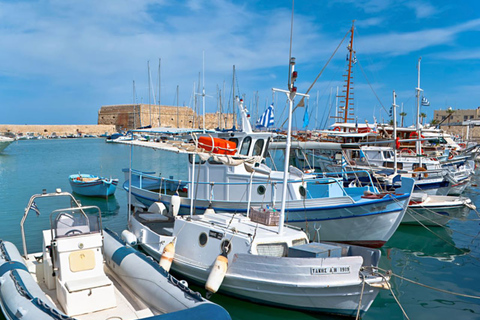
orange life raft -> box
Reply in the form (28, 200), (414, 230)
(198, 137), (237, 155)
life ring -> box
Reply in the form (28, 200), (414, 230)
(459, 143), (466, 149)
(409, 132), (425, 143)
(333, 126), (341, 132)
(400, 148), (413, 155)
(448, 154), (454, 160)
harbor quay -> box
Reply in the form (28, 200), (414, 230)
(0, 124), (116, 137)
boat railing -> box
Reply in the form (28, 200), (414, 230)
(127, 169), (364, 201)
(20, 189), (87, 259)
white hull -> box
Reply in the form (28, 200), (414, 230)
(129, 212), (389, 317)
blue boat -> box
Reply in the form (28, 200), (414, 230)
(69, 173), (118, 197)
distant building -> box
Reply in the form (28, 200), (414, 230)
(98, 104), (235, 131)
(433, 107), (480, 126)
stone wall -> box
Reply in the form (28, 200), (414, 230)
(98, 104), (235, 131)
(0, 124), (116, 136)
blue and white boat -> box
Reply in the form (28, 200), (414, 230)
(0, 190), (230, 320)
(69, 173), (118, 197)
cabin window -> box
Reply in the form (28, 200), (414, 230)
(188, 154), (206, 164)
(199, 232), (208, 247)
(257, 185), (266, 195)
(220, 240), (231, 254)
(256, 243), (288, 257)
(263, 138), (271, 158)
(292, 238), (307, 246)
(240, 137), (252, 156)
(253, 139), (265, 156)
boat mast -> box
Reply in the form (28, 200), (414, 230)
(415, 57), (423, 164)
(158, 58), (161, 127)
(343, 22), (355, 126)
(273, 2), (309, 234)
(232, 65), (236, 129)
(202, 51), (206, 133)
(392, 90), (398, 175)
(148, 60), (151, 126)
(332, 22), (355, 132)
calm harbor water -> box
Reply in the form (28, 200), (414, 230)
(0, 138), (479, 319)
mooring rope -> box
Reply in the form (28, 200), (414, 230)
(373, 266), (480, 300)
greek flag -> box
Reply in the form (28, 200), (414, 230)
(29, 201), (41, 216)
(421, 96), (430, 106)
(256, 103), (275, 128)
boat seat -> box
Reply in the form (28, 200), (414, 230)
(138, 213), (170, 222)
(65, 276), (112, 293)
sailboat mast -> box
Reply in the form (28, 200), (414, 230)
(148, 61), (151, 126)
(158, 58), (161, 127)
(392, 90), (398, 175)
(343, 22), (355, 127)
(415, 57), (423, 160)
(202, 51), (206, 133)
(232, 65), (236, 129)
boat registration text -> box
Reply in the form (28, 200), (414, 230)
(311, 266), (351, 275)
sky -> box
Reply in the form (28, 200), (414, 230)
(1, 0), (479, 129)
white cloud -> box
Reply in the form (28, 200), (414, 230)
(404, 1), (438, 18)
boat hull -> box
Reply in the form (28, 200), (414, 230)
(402, 198), (473, 226)
(127, 184), (410, 248)
(69, 174), (118, 197)
(130, 217), (385, 317)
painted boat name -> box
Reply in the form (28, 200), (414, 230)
(310, 266), (350, 275)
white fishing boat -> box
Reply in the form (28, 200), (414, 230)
(123, 54), (395, 317)
(0, 135), (14, 152)
(121, 96), (414, 248)
(403, 192), (475, 226)
(0, 190), (230, 320)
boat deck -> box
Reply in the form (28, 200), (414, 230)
(25, 253), (157, 320)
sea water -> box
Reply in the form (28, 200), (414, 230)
(0, 138), (479, 320)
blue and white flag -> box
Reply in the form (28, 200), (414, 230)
(29, 201), (41, 216)
(256, 103), (275, 128)
(421, 96), (430, 106)
(302, 104), (310, 128)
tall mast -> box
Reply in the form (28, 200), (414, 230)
(392, 90), (398, 175)
(415, 57), (423, 161)
(343, 22), (355, 125)
(331, 22), (355, 131)
(133, 80), (136, 129)
(202, 51), (206, 133)
(148, 61), (151, 126)
(158, 58), (161, 127)
(176, 85), (179, 128)
(232, 65), (236, 129)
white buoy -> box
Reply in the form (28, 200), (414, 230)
(159, 239), (175, 272)
(170, 194), (181, 217)
(121, 230), (137, 246)
(148, 202), (168, 215)
(205, 252), (228, 296)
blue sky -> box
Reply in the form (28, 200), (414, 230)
(1, 0), (479, 128)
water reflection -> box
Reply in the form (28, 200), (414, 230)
(383, 225), (469, 262)
(73, 194), (120, 216)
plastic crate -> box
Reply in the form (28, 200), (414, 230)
(250, 207), (280, 226)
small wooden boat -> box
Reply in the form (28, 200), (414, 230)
(403, 192), (475, 226)
(69, 173), (118, 197)
(0, 190), (231, 320)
